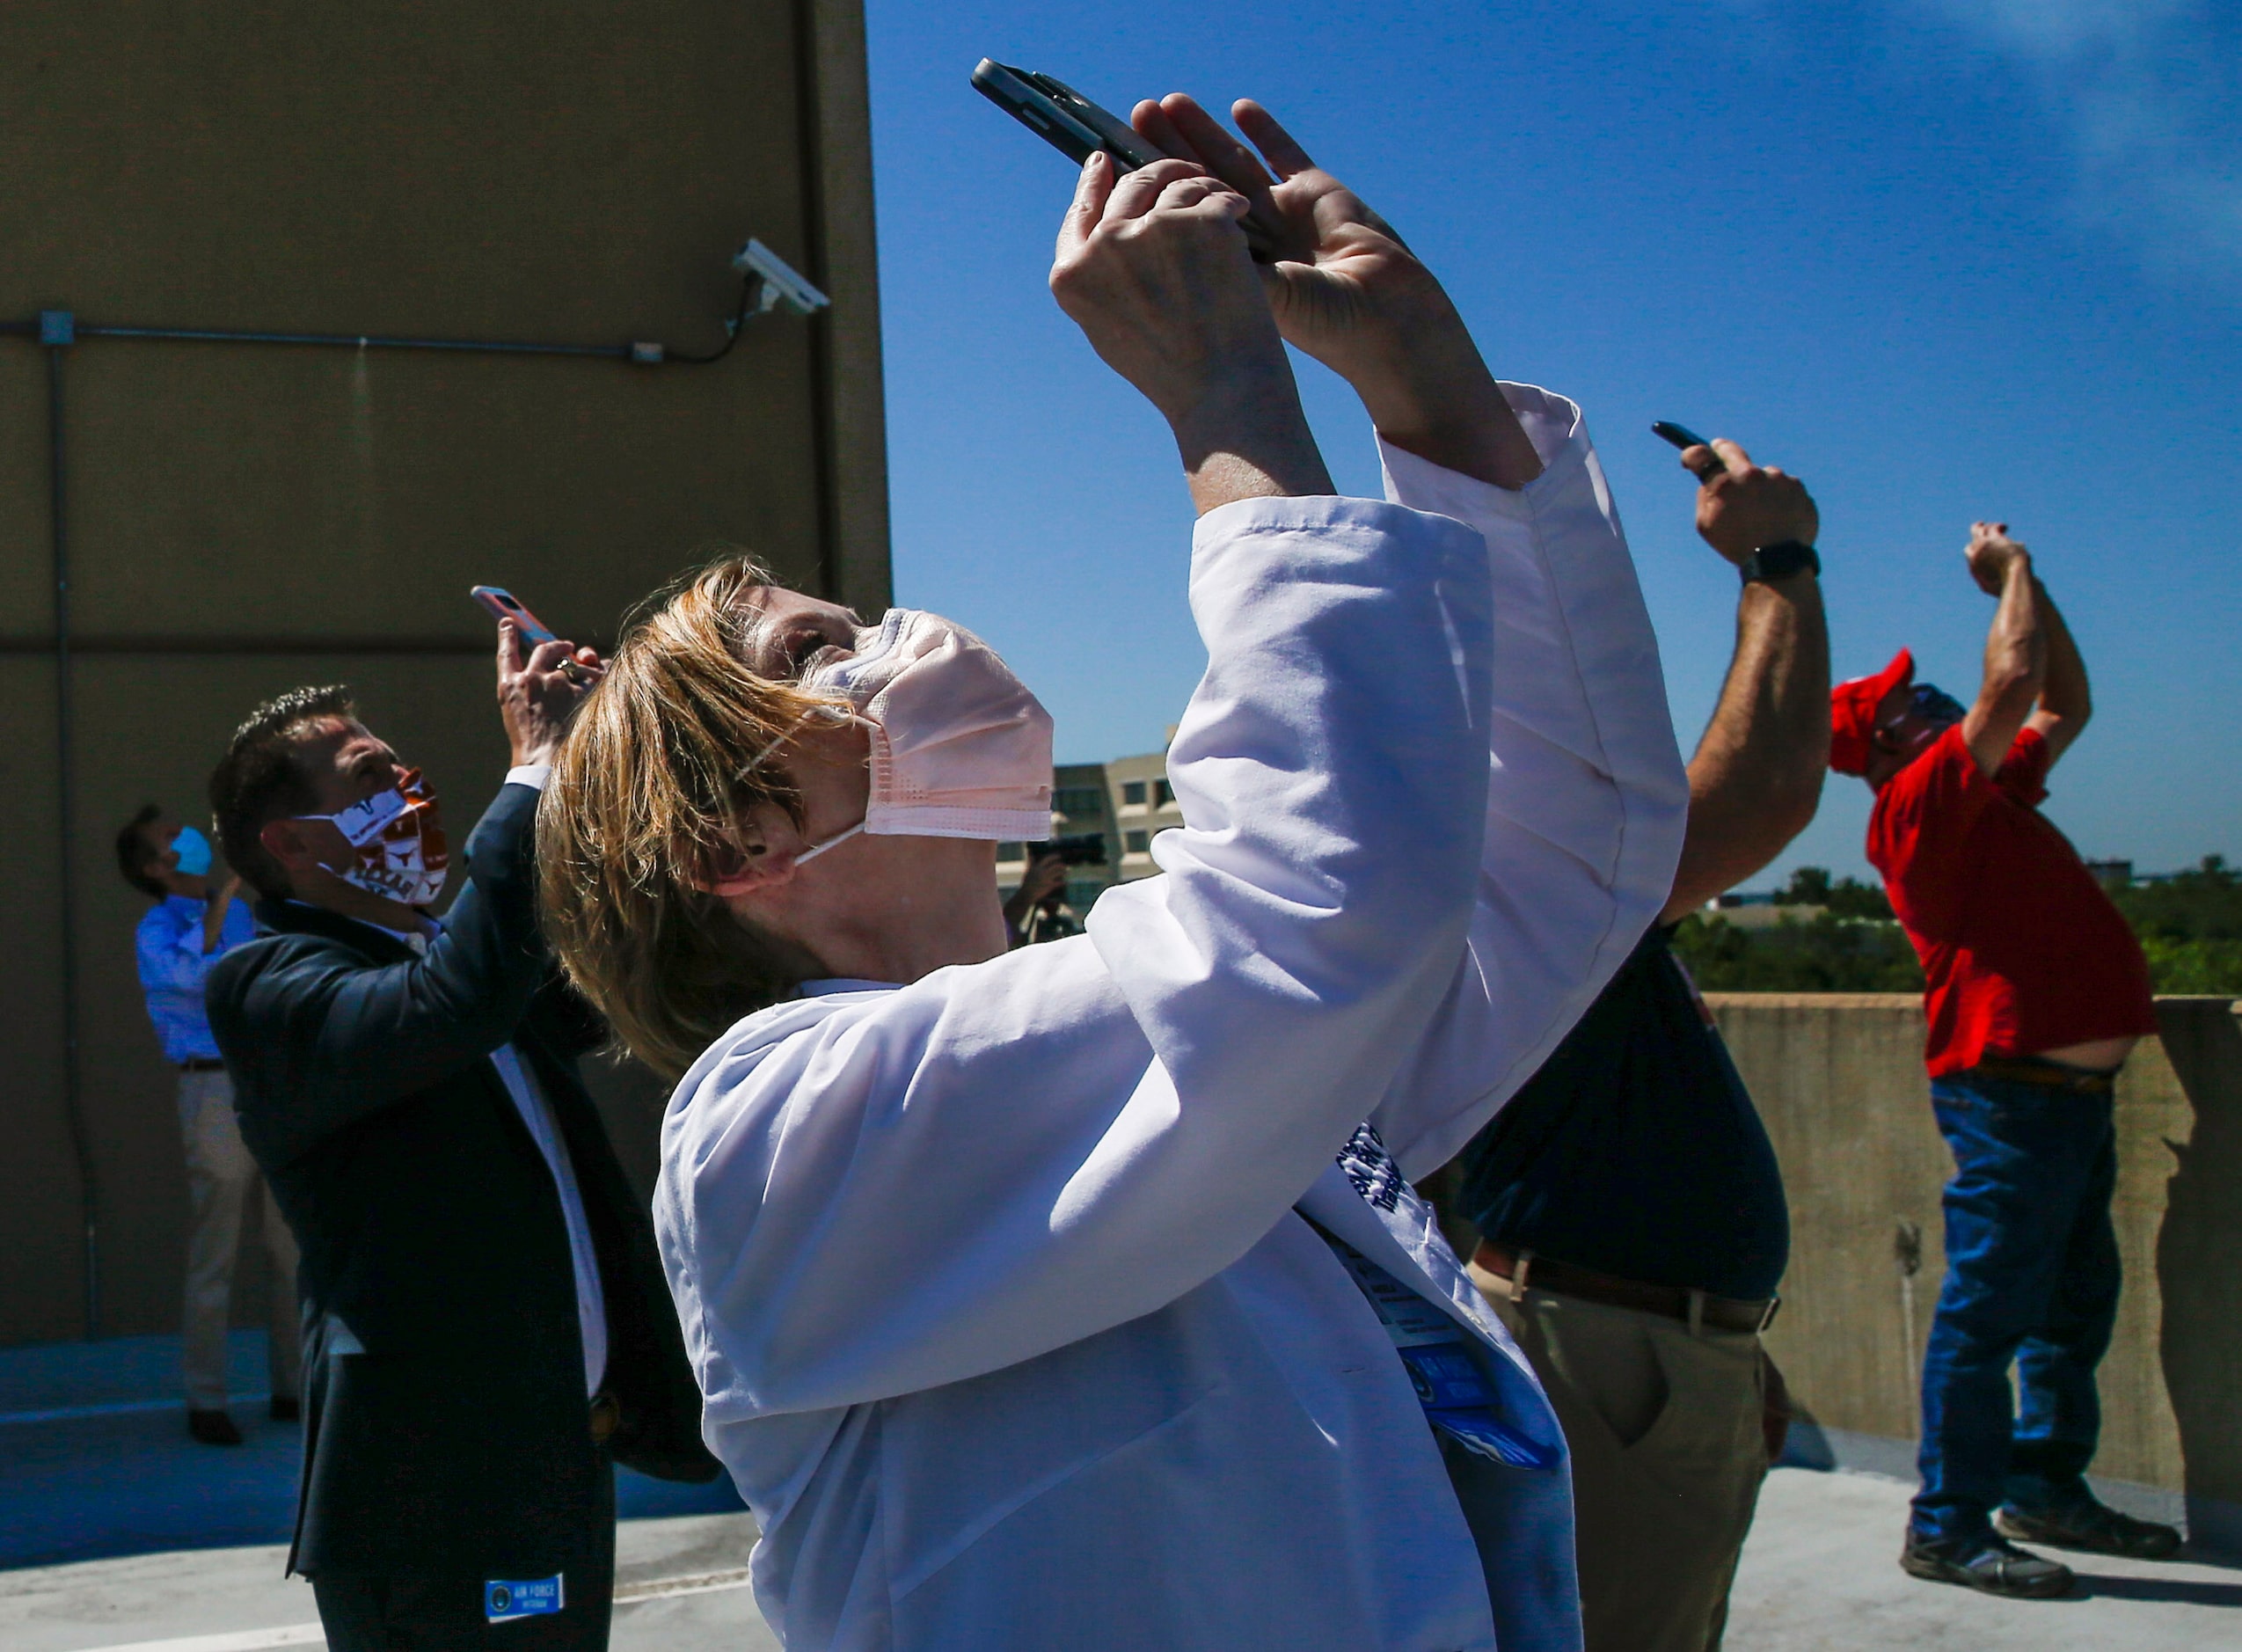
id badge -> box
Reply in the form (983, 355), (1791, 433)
(486, 1574), (564, 1623)
(1311, 1218), (1563, 1471)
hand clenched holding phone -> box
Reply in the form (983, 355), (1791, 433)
(1129, 95), (1544, 491)
(495, 620), (603, 770)
(1689, 441), (1820, 569)
(1048, 152), (1333, 514)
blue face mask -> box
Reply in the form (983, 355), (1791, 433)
(1910, 683), (1967, 728)
(171, 825), (214, 878)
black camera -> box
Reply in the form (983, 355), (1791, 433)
(1045, 833), (1108, 868)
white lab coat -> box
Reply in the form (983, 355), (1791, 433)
(657, 385), (1688, 1651)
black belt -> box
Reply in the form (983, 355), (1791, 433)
(1473, 1239), (1779, 1334)
(179, 1058), (227, 1073)
(1966, 1056), (2118, 1095)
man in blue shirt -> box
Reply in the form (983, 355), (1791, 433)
(118, 804), (302, 1445)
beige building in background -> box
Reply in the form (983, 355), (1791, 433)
(997, 735), (1186, 915)
(0, 1), (888, 1348)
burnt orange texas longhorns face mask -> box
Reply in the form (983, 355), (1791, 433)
(296, 766), (449, 906)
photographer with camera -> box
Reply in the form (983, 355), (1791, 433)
(1003, 838), (1103, 947)
(538, 99), (1683, 1649)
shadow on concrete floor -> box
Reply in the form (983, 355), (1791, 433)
(1733, 1467), (2242, 1651)
(0, 1332), (741, 1571)
(2075, 1572), (2242, 1607)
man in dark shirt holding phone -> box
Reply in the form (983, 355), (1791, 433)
(1836, 523), (2174, 1598)
(1448, 435), (1825, 1652)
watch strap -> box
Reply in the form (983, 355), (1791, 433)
(1740, 540), (1821, 585)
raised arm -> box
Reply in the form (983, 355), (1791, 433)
(1132, 94), (1542, 492)
(137, 903), (210, 998)
(1136, 97), (1687, 1173)
(214, 786), (557, 1168)
(2028, 570), (2091, 765)
(1660, 440), (1829, 919)
(216, 625), (596, 1167)
(198, 875), (245, 954)
(1961, 522), (2047, 778)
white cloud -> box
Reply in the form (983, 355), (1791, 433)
(1910, 0), (2242, 274)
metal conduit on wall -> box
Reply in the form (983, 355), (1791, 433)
(2, 267), (832, 1340)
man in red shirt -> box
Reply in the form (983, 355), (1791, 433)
(1833, 522), (2174, 1597)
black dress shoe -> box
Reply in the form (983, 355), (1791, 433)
(1900, 1530), (2074, 1598)
(269, 1395), (301, 1422)
(1998, 1498), (2182, 1559)
(187, 1408), (244, 1446)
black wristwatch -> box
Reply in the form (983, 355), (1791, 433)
(1740, 540), (1821, 585)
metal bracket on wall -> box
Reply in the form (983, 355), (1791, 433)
(4, 255), (829, 1341)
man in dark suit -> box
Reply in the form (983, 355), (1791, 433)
(206, 623), (718, 1650)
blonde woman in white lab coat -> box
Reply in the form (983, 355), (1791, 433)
(540, 97), (1687, 1652)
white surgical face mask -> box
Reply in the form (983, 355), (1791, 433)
(751, 609), (1054, 866)
(297, 767), (450, 906)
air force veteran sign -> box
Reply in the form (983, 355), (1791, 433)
(486, 1574), (565, 1623)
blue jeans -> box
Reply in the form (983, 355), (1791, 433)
(1910, 1071), (2121, 1543)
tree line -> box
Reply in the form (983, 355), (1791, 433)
(1670, 857), (2242, 995)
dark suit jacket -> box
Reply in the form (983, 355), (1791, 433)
(208, 781), (717, 1577)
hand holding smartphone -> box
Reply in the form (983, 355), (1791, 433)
(1653, 421), (1727, 484)
(471, 586), (597, 683)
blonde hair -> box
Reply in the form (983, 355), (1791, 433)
(537, 554), (843, 1079)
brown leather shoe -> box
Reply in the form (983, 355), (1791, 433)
(187, 1408), (244, 1446)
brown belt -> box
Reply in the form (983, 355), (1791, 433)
(589, 1392), (620, 1446)
(1964, 1056), (2118, 1096)
(179, 1058), (227, 1073)
(1472, 1239), (1779, 1334)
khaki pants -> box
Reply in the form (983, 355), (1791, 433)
(179, 1068), (302, 1410)
(1472, 1263), (1768, 1652)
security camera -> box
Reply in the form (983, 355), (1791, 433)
(732, 238), (830, 317)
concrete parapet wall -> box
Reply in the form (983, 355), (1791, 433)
(1710, 993), (2242, 1547)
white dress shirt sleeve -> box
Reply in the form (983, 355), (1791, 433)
(660, 494), (1496, 1417)
(1366, 383), (1690, 1178)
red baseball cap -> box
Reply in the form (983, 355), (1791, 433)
(1829, 648), (1914, 775)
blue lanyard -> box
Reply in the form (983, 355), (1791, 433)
(1308, 1218), (1561, 1472)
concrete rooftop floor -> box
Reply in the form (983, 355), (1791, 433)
(1729, 1466), (2242, 1649)
(5, 1339), (2236, 1649)
(4, 1468), (2238, 1650)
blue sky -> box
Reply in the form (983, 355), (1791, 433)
(863, 0), (2239, 885)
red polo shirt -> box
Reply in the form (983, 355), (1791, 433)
(1867, 724), (2155, 1076)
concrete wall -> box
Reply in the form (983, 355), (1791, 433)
(0, 1), (887, 1348)
(1715, 993), (2242, 1549)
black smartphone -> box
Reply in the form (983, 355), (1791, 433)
(972, 59), (1166, 172)
(971, 58), (1275, 258)
(1653, 420), (1728, 482)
